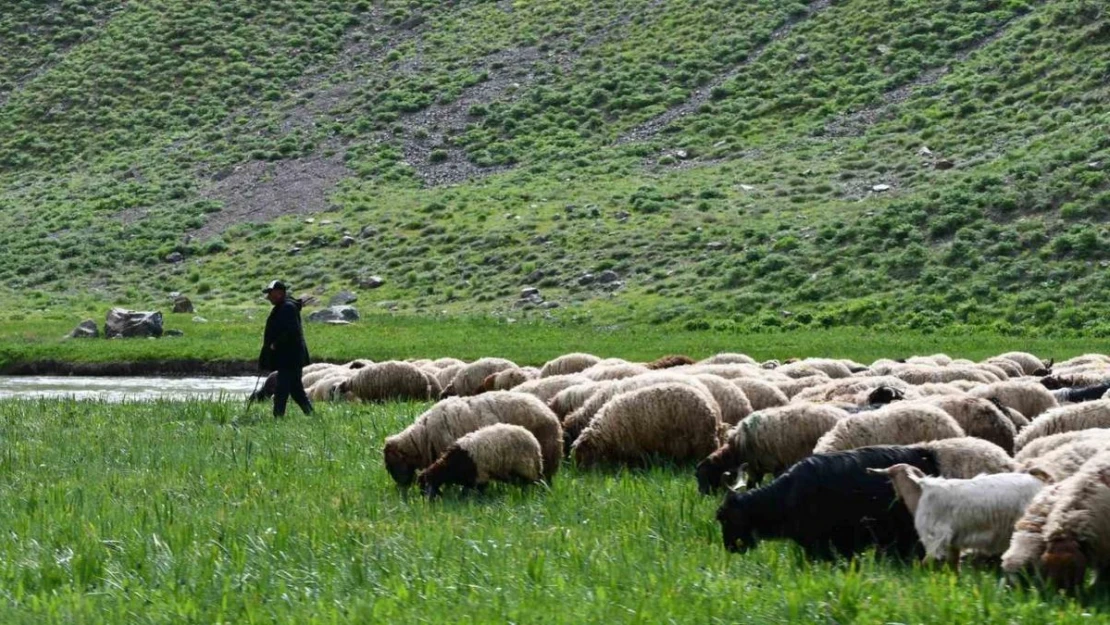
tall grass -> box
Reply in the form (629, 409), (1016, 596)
(0, 398), (1102, 623)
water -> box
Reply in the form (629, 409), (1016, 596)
(0, 376), (262, 402)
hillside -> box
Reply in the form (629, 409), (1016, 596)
(0, 0), (1108, 334)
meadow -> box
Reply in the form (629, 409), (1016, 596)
(0, 397), (1105, 624)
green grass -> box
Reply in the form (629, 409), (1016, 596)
(4, 316), (1110, 370)
(0, 398), (1102, 623)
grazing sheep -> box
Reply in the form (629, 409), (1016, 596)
(696, 403), (847, 493)
(868, 464), (1045, 565)
(716, 446), (941, 559)
(510, 374), (591, 403)
(998, 352), (1050, 376)
(699, 353), (758, 366)
(383, 391), (562, 486)
(813, 404), (966, 454)
(775, 375), (832, 399)
(307, 373), (351, 402)
(775, 362), (833, 380)
(1058, 354), (1110, 368)
(548, 382), (601, 419)
(791, 376), (914, 404)
(434, 364), (465, 391)
(1040, 450), (1110, 591)
(968, 381), (1058, 420)
(913, 396), (1017, 454)
(250, 371), (279, 402)
(687, 363), (784, 381)
(1041, 371), (1110, 390)
(571, 384), (721, 468)
(839, 359), (872, 374)
(421, 368), (444, 398)
(407, 359), (434, 369)
(562, 374), (716, 450)
(914, 383), (968, 397)
(1001, 482), (1067, 578)
(481, 367), (535, 392)
(731, 378), (790, 411)
(432, 357), (466, 369)
(1019, 438), (1110, 484)
(338, 361), (433, 403)
(580, 363), (651, 381)
(645, 354), (697, 370)
(1015, 429), (1110, 463)
(1051, 382), (1110, 404)
(694, 374), (754, 425)
(975, 362), (1012, 381)
(442, 357), (519, 397)
(912, 437), (1017, 478)
(795, 358), (854, 379)
(417, 424), (545, 498)
(1013, 401), (1110, 453)
(892, 365), (999, 385)
(539, 353), (602, 378)
(303, 362), (338, 374)
(985, 358), (1026, 379)
(302, 366), (342, 388)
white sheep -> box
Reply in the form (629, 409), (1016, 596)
(869, 464), (1046, 566)
(339, 361), (434, 403)
(813, 403), (965, 454)
(698, 353), (758, 366)
(997, 351), (1050, 376)
(968, 381), (1058, 420)
(694, 374), (754, 425)
(443, 357), (519, 397)
(1013, 400), (1110, 453)
(730, 377), (790, 411)
(416, 424), (545, 498)
(540, 353), (602, 377)
(1014, 428), (1110, 463)
(510, 374), (591, 403)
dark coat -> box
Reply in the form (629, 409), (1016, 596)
(259, 298), (310, 372)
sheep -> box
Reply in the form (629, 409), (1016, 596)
(985, 358), (1026, 379)
(303, 362), (338, 374)
(337, 361), (433, 403)
(912, 437), (1017, 478)
(730, 378), (790, 411)
(997, 351), (1051, 376)
(686, 363), (785, 381)
(510, 374), (590, 403)
(891, 365), (999, 385)
(868, 464), (1046, 566)
(914, 383), (968, 397)
(1040, 450), (1110, 591)
(699, 353), (758, 366)
(1015, 429), (1110, 463)
(1013, 401), (1110, 453)
(344, 359), (374, 370)
(912, 396), (1017, 454)
(421, 368), (444, 399)
(968, 381), (1058, 420)
(442, 357), (519, 397)
(480, 367), (535, 392)
(775, 362), (832, 380)
(580, 363), (651, 381)
(696, 402), (847, 493)
(548, 382), (601, 419)
(716, 445), (940, 560)
(1019, 438), (1110, 484)
(562, 373), (716, 450)
(1050, 382), (1110, 404)
(571, 383), (721, 468)
(1001, 482), (1068, 578)
(791, 376), (914, 404)
(383, 391), (562, 486)
(1041, 371), (1110, 390)
(434, 364), (465, 391)
(416, 424), (545, 498)
(645, 354), (697, 370)
(539, 353), (602, 378)
(1058, 354), (1110, 368)
(775, 375), (832, 399)
(975, 362), (1012, 381)
(302, 366), (342, 388)
(250, 371), (279, 402)
(795, 358), (854, 379)
(432, 357), (466, 369)
(407, 358), (433, 369)
(761, 360), (780, 370)
(694, 374), (754, 425)
(307, 373), (351, 402)
(813, 403), (966, 454)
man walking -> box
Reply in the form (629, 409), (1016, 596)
(259, 280), (313, 417)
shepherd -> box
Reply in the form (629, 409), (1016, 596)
(258, 280), (313, 418)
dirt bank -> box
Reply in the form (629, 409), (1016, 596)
(0, 359), (260, 377)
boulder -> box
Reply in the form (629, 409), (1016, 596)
(521, 287), (540, 299)
(69, 319), (99, 339)
(340, 235), (357, 248)
(307, 306), (360, 323)
(172, 296), (194, 314)
(105, 308), (164, 339)
(597, 270), (621, 284)
(577, 273), (596, 286)
(165, 252), (184, 264)
(165, 329), (185, 337)
(872, 184), (892, 192)
(329, 290), (358, 306)
(359, 275), (385, 289)
(934, 159), (955, 170)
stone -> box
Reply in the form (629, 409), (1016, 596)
(601, 280), (625, 292)
(614, 211), (630, 222)
(69, 319), (99, 339)
(539, 301), (561, 309)
(171, 296), (194, 314)
(739, 184), (755, 191)
(934, 159), (955, 170)
(521, 287), (540, 299)
(289, 247), (302, 255)
(597, 270), (620, 284)
(872, 184), (892, 192)
(192, 316), (208, 323)
(1088, 161), (1103, 171)
(525, 269), (545, 283)
(339, 235), (357, 248)
(918, 146), (933, 157)
(577, 273), (596, 286)
(329, 290), (358, 306)
(674, 149), (689, 160)
(530, 235), (549, 245)
(105, 308), (164, 339)
(307, 306), (360, 323)
(706, 241), (727, 251)
(165, 329), (185, 337)
(359, 225), (379, 239)
(378, 301), (399, 310)
(359, 275), (385, 289)
(165, 251), (184, 264)
(309, 235), (328, 247)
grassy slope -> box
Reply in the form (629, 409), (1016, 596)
(0, 399), (1104, 623)
(0, 0), (1108, 335)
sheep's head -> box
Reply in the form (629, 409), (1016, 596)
(761, 360), (780, 370)
(696, 455), (729, 496)
(383, 439), (419, 487)
(717, 491), (757, 553)
(439, 383), (457, 400)
(867, 464), (926, 514)
(1032, 359), (1055, 377)
(570, 436), (602, 468)
(1042, 536), (1087, 592)
(1039, 376), (1064, 391)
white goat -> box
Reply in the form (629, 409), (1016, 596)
(868, 464), (1047, 566)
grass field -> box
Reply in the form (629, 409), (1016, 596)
(0, 398), (1104, 624)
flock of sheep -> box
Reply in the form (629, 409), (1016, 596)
(256, 350), (1110, 592)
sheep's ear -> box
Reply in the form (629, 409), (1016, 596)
(866, 467), (890, 476)
(738, 462), (749, 475)
(1027, 468), (1054, 484)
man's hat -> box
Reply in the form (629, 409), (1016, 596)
(262, 280), (288, 294)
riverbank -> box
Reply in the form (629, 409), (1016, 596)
(3, 314), (1110, 375)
